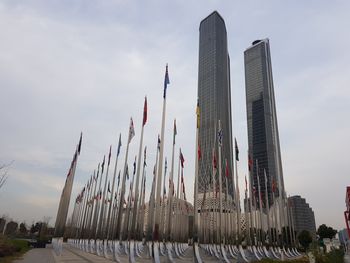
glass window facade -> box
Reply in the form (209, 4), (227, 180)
(244, 39), (284, 206)
(197, 11), (234, 198)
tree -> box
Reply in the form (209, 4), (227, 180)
(298, 230), (312, 250)
(317, 224), (337, 240)
(19, 222), (27, 234)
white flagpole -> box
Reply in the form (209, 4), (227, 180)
(166, 119), (176, 242)
(217, 120), (223, 244)
(106, 134), (121, 239)
(235, 149), (240, 244)
(116, 117), (134, 242)
(256, 160), (263, 246)
(129, 98), (147, 242)
(264, 169), (271, 245)
(153, 65), (169, 247)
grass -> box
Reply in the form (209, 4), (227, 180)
(0, 236), (30, 263)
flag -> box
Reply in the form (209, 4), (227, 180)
(143, 146), (147, 167)
(213, 153), (217, 169)
(128, 117), (135, 143)
(173, 119), (177, 145)
(96, 164), (100, 180)
(108, 145), (112, 166)
(164, 158), (167, 175)
(196, 100), (200, 129)
(179, 149), (185, 168)
(143, 96), (147, 126)
(126, 165), (129, 180)
(163, 64), (170, 99)
(157, 135), (161, 151)
(108, 181), (111, 193)
(225, 159), (229, 177)
(245, 175), (248, 191)
(101, 155), (105, 174)
(78, 132), (83, 155)
(272, 178), (276, 193)
(117, 171), (121, 186)
(218, 129), (223, 146)
(248, 154), (253, 171)
(133, 156), (136, 175)
(235, 138), (239, 161)
(198, 143), (201, 160)
(117, 134), (122, 157)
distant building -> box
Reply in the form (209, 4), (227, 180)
(338, 228), (349, 250)
(288, 195), (316, 239)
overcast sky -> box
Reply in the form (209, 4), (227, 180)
(0, 0), (349, 231)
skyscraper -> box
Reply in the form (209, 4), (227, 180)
(197, 11), (234, 197)
(244, 39), (285, 205)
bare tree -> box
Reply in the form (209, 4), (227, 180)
(0, 161), (14, 189)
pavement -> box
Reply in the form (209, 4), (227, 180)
(345, 251), (350, 263)
(12, 243), (193, 263)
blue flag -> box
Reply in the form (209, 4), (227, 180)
(163, 64), (170, 99)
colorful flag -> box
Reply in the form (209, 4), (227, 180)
(272, 178), (276, 193)
(117, 134), (122, 157)
(133, 156), (136, 175)
(101, 155), (105, 174)
(78, 132), (83, 155)
(248, 154), (253, 171)
(235, 138), (239, 161)
(173, 119), (177, 145)
(143, 96), (147, 126)
(117, 171), (121, 187)
(126, 165), (129, 180)
(213, 153), (217, 169)
(179, 149), (185, 168)
(196, 100), (200, 129)
(163, 64), (170, 99)
(218, 129), (223, 146)
(143, 146), (147, 167)
(128, 117), (135, 143)
(108, 145), (112, 166)
(198, 143), (201, 160)
(157, 135), (161, 151)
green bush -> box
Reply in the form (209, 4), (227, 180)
(0, 236), (30, 258)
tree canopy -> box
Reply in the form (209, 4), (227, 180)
(298, 230), (312, 250)
(317, 224), (337, 240)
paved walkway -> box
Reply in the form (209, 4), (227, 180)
(345, 251), (350, 263)
(13, 248), (55, 263)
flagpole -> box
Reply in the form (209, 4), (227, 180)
(129, 98), (147, 244)
(235, 145), (240, 244)
(94, 156), (105, 239)
(193, 100), (201, 263)
(166, 119), (176, 242)
(98, 147), (112, 239)
(264, 169), (271, 245)
(106, 134), (121, 239)
(116, 117), (134, 242)
(88, 168), (98, 239)
(176, 149), (181, 241)
(256, 160), (263, 246)
(153, 65), (169, 250)
(217, 120), (224, 246)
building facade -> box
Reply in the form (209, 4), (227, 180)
(197, 11), (234, 198)
(288, 195), (316, 239)
(244, 39), (284, 205)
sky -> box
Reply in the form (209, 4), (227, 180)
(0, 0), (349, 231)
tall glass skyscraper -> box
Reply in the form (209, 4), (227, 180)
(197, 11), (234, 197)
(244, 39), (285, 205)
